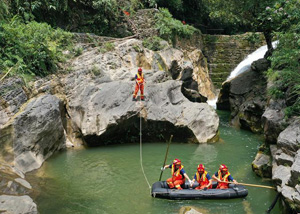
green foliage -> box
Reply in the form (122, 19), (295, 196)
(121, 0), (144, 15)
(0, 1), (9, 21)
(91, 65), (101, 76)
(105, 42), (115, 51)
(245, 33), (261, 44)
(155, 8), (197, 45)
(142, 36), (164, 51)
(74, 47), (83, 56)
(202, 0), (273, 34)
(8, 0), (121, 36)
(0, 17), (73, 77)
(132, 44), (143, 53)
(258, 0), (300, 32)
(99, 42), (115, 53)
(266, 13), (300, 117)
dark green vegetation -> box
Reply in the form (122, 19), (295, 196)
(0, 17), (72, 78)
(265, 0), (300, 117)
(0, 0), (299, 117)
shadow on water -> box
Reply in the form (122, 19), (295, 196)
(30, 110), (281, 214)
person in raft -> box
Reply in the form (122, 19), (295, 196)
(161, 159), (192, 190)
(189, 164), (212, 190)
(212, 164), (238, 189)
(132, 67), (145, 101)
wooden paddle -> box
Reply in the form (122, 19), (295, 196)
(224, 181), (276, 189)
(159, 135), (173, 181)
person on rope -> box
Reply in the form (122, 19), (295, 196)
(161, 159), (192, 190)
(189, 164), (212, 190)
(212, 164), (238, 189)
(133, 67), (145, 101)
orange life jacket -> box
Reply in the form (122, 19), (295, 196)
(136, 73), (144, 84)
(196, 171), (209, 186)
(171, 164), (184, 181)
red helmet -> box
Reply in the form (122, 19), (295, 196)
(219, 164), (228, 172)
(197, 164), (205, 172)
(173, 159), (181, 165)
(138, 67), (142, 72)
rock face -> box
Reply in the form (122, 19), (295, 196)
(71, 38), (215, 99)
(0, 94), (66, 173)
(261, 99), (286, 144)
(217, 58), (268, 133)
(65, 76), (219, 145)
(0, 78), (28, 129)
(252, 152), (272, 178)
(0, 195), (37, 214)
(277, 120), (300, 157)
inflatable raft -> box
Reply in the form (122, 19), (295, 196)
(151, 181), (248, 200)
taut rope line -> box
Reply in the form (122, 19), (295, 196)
(138, 100), (152, 194)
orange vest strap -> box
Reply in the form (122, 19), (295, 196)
(217, 170), (230, 181)
(196, 171), (208, 182)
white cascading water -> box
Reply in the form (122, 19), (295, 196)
(227, 41), (278, 80)
(207, 41), (278, 109)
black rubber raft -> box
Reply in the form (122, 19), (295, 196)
(151, 181), (248, 200)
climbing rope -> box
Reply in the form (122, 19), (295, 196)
(138, 101), (152, 194)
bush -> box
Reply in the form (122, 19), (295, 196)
(142, 36), (164, 51)
(0, 17), (73, 78)
(155, 8), (198, 45)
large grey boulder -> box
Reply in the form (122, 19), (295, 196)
(65, 76), (219, 145)
(281, 185), (300, 212)
(262, 99), (286, 144)
(272, 164), (291, 186)
(277, 120), (300, 156)
(0, 195), (37, 214)
(0, 94), (66, 173)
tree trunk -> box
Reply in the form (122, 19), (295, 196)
(263, 30), (273, 58)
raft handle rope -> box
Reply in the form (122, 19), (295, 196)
(139, 101), (152, 194)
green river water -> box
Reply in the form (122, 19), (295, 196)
(33, 110), (281, 214)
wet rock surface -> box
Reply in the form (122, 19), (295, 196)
(217, 58), (268, 133)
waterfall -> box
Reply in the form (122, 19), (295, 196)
(207, 41), (278, 109)
(227, 41), (278, 80)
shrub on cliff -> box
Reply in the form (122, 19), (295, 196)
(0, 17), (72, 78)
(155, 8), (198, 46)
